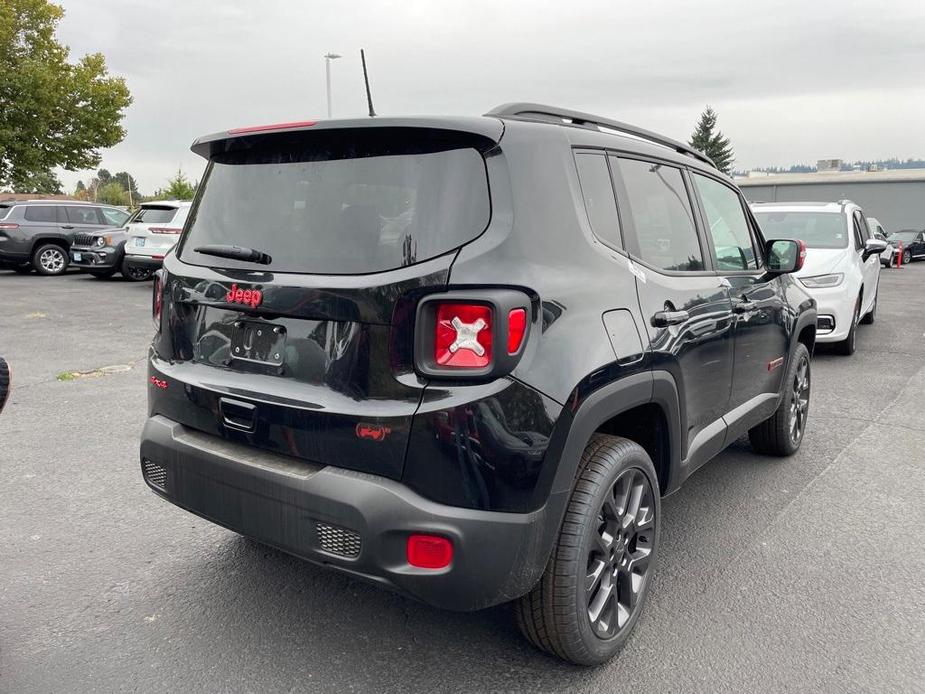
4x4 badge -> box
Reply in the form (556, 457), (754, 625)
(225, 283), (263, 309)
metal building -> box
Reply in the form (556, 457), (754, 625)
(736, 169), (925, 232)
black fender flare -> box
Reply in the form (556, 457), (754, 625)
(530, 370), (682, 578)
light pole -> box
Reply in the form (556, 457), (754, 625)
(323, 52), (341, 118)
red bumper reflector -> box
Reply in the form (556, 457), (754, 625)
(507, 308), (527, 354)
(407, 534), (453, 569)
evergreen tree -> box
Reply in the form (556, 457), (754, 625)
(689, 106), (734, 174)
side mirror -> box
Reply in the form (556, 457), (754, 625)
(863, 238), (888, 261)
(765, 239), (806, 274)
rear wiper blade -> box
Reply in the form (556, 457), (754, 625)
(193, 244), (272, 265)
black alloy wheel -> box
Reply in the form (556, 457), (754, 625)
(788, 352), (810, 446)
(586, 467), (657, 638)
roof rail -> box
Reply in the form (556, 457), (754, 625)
(485, 102), (716, 169)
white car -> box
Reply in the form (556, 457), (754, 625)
(752, 201), (886, 355)
(121, 200), (192, 280)
(867, 217), (898, 267)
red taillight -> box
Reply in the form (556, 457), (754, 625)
(434, 303), (492, 368)
(507, 308), (527, 354)
(152, 274), (163, 331)
(228, 120), (318, 134)
(407, 534), (453, 569)
(0, 223), (19, 230)
(149, 227), (182, 234)
(796, 240), (807, 271)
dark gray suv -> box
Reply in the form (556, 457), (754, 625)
(0, 200), (129, 275)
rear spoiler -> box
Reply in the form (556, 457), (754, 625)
(190, 116), (504, 159)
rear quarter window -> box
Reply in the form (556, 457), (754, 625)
(179, 129), (492, 274)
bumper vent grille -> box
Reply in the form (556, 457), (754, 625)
(142, 459), (168, 492)
(73, 233), (96, 247)
(316, 523), (361, 559)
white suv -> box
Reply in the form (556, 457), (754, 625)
(121, 201), (191, 280)
(752, 201), (886, 355)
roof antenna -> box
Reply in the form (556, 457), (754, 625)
(361, 49), (376, 117)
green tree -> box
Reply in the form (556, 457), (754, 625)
(689, 106), (734, 174)
(11, 168), (62, 193)
(160, 169), (196, 200)
(0, 0), (133, 189)
(112, 171), (138, 196)
(97, 180), (128, 206)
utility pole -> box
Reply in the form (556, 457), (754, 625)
(323, 52), (341, 118)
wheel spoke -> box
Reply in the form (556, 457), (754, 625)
(623, 546), (652, 574)
(586, 558), (607, 596)
(588, 572), (614, 625)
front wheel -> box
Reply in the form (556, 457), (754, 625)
(515, 434), (660, 665)
(749, 342), (811, 456)
(903, 250), (912, 265)
(32, 244), (68, 275)
(834, 297), (860, 356)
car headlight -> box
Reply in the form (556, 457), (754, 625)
(800, 273), (844, 288)
(95, 236), (106, 247)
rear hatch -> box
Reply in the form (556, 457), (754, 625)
(127, 204), (186, 257)
(151, 122), (501, 479)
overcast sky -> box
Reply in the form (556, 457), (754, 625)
(55, 0), (925, 193)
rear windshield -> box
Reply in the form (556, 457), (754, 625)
(179, 130), (491, 274)
(133, 206), (178, 224)
(753, 211), (848, 249)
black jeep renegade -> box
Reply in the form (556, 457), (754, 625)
(140, 104), (816, 665)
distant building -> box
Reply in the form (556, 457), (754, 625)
(736, 169), (925, 232)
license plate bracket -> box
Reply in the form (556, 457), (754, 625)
(230, 321), (286, 369)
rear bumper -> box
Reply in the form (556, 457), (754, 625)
(140, 414), (557, 611)
(124, 254), (164, 270)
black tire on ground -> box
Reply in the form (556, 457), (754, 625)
(749, 342), (811, 456)
(903, 250), (912, 265)
(834, 296), (860, 356)
(860, 290), (876, 325)
(514, 434), (660, 665)
(31, 243), (68, 275)
(12, 264), (32, 274)
(121, 258), (153, 281)
(89, 268), (118, 279)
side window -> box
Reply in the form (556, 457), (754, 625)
(23, 206), (60, 223)
(101, 208), (130, 226)
(613, 157), (704, 272)
(692, 174), (758, 271)
(851, 214), (864, 251)
(574, 152), (623, 250)
(66, 206), (104, 225)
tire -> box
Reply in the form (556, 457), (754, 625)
(11, 263), (32, 274)
(903, 250), (912, 265)
(860, 289), (876, 325)
(749, 342), (811, 456)
(515, 434), (660, 665)
(121, 257), (153, 281)
(32, 243), (68, 275)
(89, 268), (118, 279)
(834, 296), (860, 356)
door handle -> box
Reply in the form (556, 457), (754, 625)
(651, 310), (689, 328)
(61, 225), (74, 230)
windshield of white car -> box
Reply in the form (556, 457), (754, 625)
(753, 211), (848, 249)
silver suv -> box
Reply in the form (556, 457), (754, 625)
(0, 200), (129, 275)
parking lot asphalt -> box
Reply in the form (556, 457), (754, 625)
(1, 266), (923, 693)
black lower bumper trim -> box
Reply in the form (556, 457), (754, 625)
(140, 415), (564, 610)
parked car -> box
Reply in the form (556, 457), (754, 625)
(69, 227), (131, 279)
(867, 218), (897, 267)
(886, 229), (925, 265)
(121, 201), (192, 280)
(140, 104), (817, 665)
(0, 200), (129, 275)
(752, 201), (886, 355)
